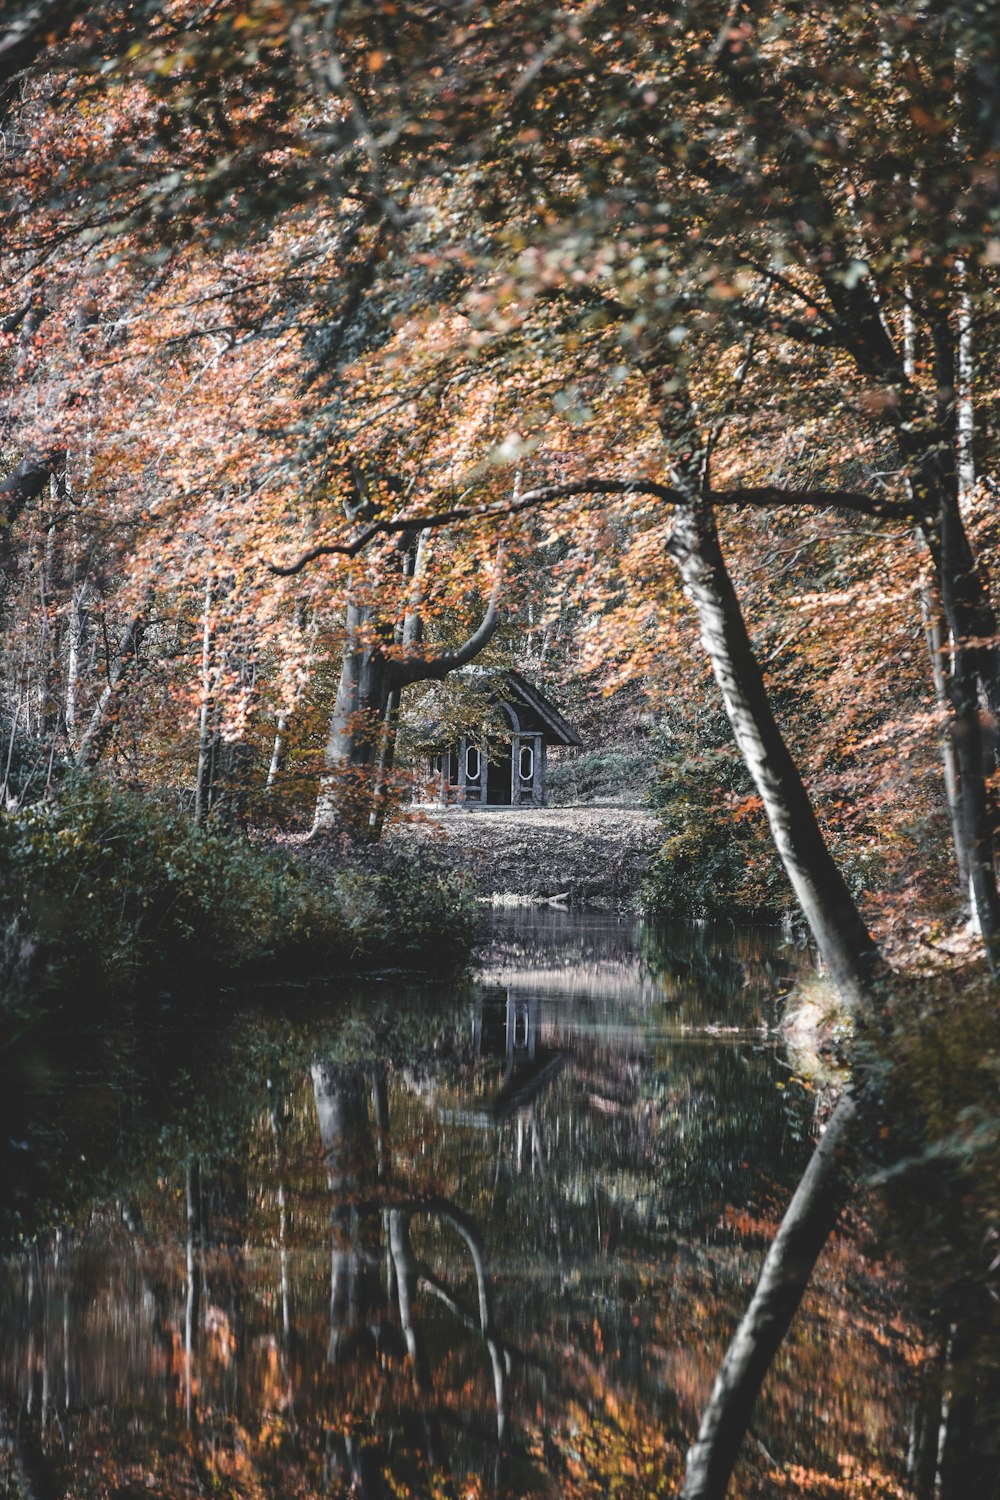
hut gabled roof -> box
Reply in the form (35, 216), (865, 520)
(414, 668), (583, 749)
(502, 671), (583, 747)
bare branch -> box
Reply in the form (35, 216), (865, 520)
(266, 480), (677, 575)
(267, 478), (912, 576)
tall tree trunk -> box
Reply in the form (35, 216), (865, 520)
(946, 650), (1000, 971)
(368, 530), (429, 839)
(369, 684), (401, 842)
(40, 480), (62, 745)
(265, 710), (287, 789)
(312, 600), (392, 837)
(312, 546), (503, 839)
(667, 500), (885, 1012)
(667, 498), (884, 1498)
(916, 310), (1000, 959)
(194, 577), (215, 826)
(921, 582), (972, 899)
(955, 259), (975, 506)
(64, 575), (87, 742)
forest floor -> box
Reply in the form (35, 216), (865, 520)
(392, 804), (661, 907)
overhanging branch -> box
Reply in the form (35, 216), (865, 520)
(267, 480), (675, 574)
(268, 479), (913, 576)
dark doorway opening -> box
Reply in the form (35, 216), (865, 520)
(486, 748), (513, 804)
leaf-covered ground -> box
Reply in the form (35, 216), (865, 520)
(396, 806), (661, 907)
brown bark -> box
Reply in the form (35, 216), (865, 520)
(312, 549), (503, 838)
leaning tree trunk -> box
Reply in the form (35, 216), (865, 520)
(667, 500), (885, 1012)
(667, 498), (885, 1500)
(73, 608), (146, 768)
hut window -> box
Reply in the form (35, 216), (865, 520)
(448, 749), (460, 785)
(465, 744), (481, 781)
(519, 743), (534, 782)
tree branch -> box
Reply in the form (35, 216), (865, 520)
(0, 456), (58, 514)
(389, 542), (505, 688)
(266, 480), (673, 574)
(0, 455), (63, 572)
(267, 479), (913, 575)
(73, 608), (147, 767)
(713, 485), (911, 519)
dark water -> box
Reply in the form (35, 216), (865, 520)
(0, 914), (926, 1496)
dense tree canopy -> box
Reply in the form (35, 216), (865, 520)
(4, 7), (1000, 1489)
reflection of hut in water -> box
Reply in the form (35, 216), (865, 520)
(429, 671), (582, 808)
(472, 987), (565, 1117)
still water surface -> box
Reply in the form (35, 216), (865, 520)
(0, 913), (921, 1496)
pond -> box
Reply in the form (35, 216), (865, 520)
(0, 912), (931, 1496)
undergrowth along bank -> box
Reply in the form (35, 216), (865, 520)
(0, 779), (480, 1023)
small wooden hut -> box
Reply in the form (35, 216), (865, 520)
(429, 670), (582, 808)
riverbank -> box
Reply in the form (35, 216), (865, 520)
(0, 783), (481, 1034)
(389, 804), (662, 907)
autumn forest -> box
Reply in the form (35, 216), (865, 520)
(2, 2), (1000, 1498)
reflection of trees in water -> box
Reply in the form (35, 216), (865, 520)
(483, 909), (801, 1028)
(874, 1150), (1000, 1498)
(310, 1060), (511, 1491)
(0, 1061), (517, 1499)
(0, 926), (961, 1500)
(469, 980), (807, 1237)
(638, 922), (797, 1011)
(902, 1320), (1000, 1500)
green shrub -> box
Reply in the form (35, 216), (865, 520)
(547, 749), (649, 805)
(643, 709), (893, 920)
(0, 781), (479, 1016)
(643, 727), (791, 919)
(372, 842), (481, 965)
(0, 779), (368, 1001)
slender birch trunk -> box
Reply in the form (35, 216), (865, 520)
(265, 710), (288, 789)
(921, 582), (972, 898)
(193, 577), (214, 827)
